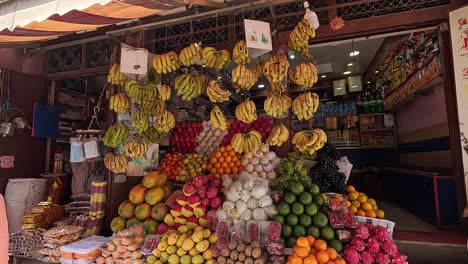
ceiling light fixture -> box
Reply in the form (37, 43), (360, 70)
(349, 51), (360, 57)
(347, 63), (354, 66)
(367, 81), (371, 84)
(375, 70), (379, 73)
(289, 54), (295, 59)
(258, 84), (265, 88)
(343, 71), (351, 75)
(321, 75), (326, 78)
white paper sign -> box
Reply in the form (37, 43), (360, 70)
(120, 44), (148, 75)
(244, 19), (272, 58)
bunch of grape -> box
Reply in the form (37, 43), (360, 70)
(310, 144), (346, 193)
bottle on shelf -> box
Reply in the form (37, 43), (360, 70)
(376, 88), (384, 113)
(363, 91), (370, 114)
(369, 92), (377, 113)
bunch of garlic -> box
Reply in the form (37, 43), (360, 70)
(240, 143), (281, 181)
(195, 120), (228, 155)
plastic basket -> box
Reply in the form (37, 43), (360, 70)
(354, 216), (396, 238)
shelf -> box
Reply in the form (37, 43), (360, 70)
(336, 145), (396, 150)
(361, 128), (395, 132)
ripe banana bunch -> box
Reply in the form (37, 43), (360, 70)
(153, 51), (181, 74)
(103, 123), (129, 148)
(292, 128), (327, 155)
(154, 110), (175, 133)
(159, 84), (172, 101)
(179, 43), (203, 67)
(264, 94), (292, 118)
(288, 19), (315, 58)
(231, 64), (258, 90)
(124, 140), (148, 158)
(202, 47), (231, 70)
(107, 63), (128, 86)
(109, 93), (130, 114)
(232, 40), (250, 65)
(143, 127), (161, 143)
(292, 92), (319, 120)
(267, 124), (290, 146)
(104, 153), (127, 174)
(263, 54), (289, 83)
(141, 98), (165, 116)
(289, 63), (318, 87)
(231, 130), (262, 153)
(125, 81), (159, 105)
(252, 61), (265, 77)
(266, 82), (286, 97)
(206, 80), (231, 103)
(210, 105), (228, 131)
(132, 111), (150, 133)
(235, 99), (257, 123)
(174, 74), (206, 101)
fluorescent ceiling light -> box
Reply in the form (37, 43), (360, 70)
(349, 51), (360, 56)
(257, 84), (265, 88)
(321, 75), (326, 78)
(289, 54), (295, 59)
(343, 71), (351, 75)
(347, 63), (354, 66)
(367, 81), (371, 84)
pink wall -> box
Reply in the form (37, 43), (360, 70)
(0, 48), (43, 77)
(396, 82), (448, 135)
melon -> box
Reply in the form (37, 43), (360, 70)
(145, 186), (165, 205)
(135, 203), (152, 220)
(118, 200), (136, 218)
(151, 202), (169, 221)
(110, 216), (126, 233)
(129, 184), (147, 204)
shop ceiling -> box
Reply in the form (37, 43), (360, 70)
(0, 0), (461, 49)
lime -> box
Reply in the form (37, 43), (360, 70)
(312, 212), (329, 228)
(306, 226), (320, 238)
(284, 193), (297, 205)
(287, 214), (299, 226)
(273, 214), (285, 224)
(281, 224), (292, 238)
(320, 205), (329, 214)
(309, 184), (320, 196)
(289, 182), (305, 195)
(328, 239), (343, 253)
(279, 238), (286, 246)
(305, 203), (318, 216)
(286, 237), (297, 248)
(314, 195), (324, 206)
(278, 202), (291, 216)
(293, 225), (306, 237)
(299, 192), (313, 205)
(320, 226), (335, 241)
(299, 214), (312, 227)
(292, 202), (304, 216)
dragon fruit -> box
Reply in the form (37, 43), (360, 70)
(170, 204), (182, 217)
(181, 205), (194, 218)
(199, 215), (208, 227)
(375, 252), (391, 264)
(197, 186), (207, 198)
(201, 198), (210, 207)
(188, 194), (201, 208)
(210, 177), (221, 188)
(365, 223), (376, 233)
(176, 195), (188, 206)
(187, 215), (199, 229)
(183, 183), (197, 196)
(207, 187), (219, 199)
(193, 175), (208, 188)
(194, 205), (207, 218)
(382, 240), (398, 256)
(157, 223), (169, 235)
(351, 237), (366, 252)
(366, 237), (380, 254)
(360, 251), (374, 264)
(344, 246), (360, 264)
(355, 224), (370, 239)
(374, 226), (390, 242)
(392, 253), (408, 264)
(210, 195), (222, 208)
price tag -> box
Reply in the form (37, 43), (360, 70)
(120, 44), (148, 75)
(244, 19), (272, 58)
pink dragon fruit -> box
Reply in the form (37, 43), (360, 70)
(351, 237), (366, 252)
(201, 198), (210, 206)
(365, 223), (376, 233)
(199, 215), (208, 227)
(187, 216), (199, 229)
(210, 177), (221, 188)
(375, 252), (391, 264)
(355, 224), (370, 239)
(187, 194), (201, 208)
(360, 251), (374, 264)
(170, 204), (182, 217)
(197, 186), (207, 198)
(392, 253), (408, 264)
(374, 226), (390, 242)
(192, 175), (208, 188)
(183, 183), (197, 196)
(176, 195), (188, 206)
(210, 195), (222, 208)
(157, 223), (169, 235)
(366, 237), (380, 253)
(207, 187), (219, 199)
(194, 205), (207, 218)
(181, 205), (194, 218)
(344, 246), (360, 264)
(382, 240), (398, 256)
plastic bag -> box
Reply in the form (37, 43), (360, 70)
(336, 156), (353, 182)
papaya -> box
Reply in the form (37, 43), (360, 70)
(118, 200), (136, 218)
(145, 186), (165, 205)
(162, 185), (172, 199)
(144, 218), (158, 234)
(110, 216), (126, 233)
(142, 171), (167, 188)
(151, 202), (169, 221)
(135, 203), (151, 220)
(129, 184), (147, 204)
(126, 216), (142, 228)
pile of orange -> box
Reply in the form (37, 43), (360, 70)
(287, 236), (346, 264)
(206, 145), (243, 176)
(157, 153), (185, 182)
(346, 185), (385, 219)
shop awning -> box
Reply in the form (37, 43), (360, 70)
(0, 0), (185, 45)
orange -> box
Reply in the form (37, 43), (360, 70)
(221, 162), (228, 168)
(306, 235), (316, 247)
(229, 161), (235, 168)
(231, 155), (238, 162)
(214, 152), (222, 158)
(210, 157), (217, 164)
(316, 251), (329, 264)
(289, 255), (303, 264)
(235, 160), (241, 167)
(332, 194), (343, 201)
(219, 146), (225, 152)
(367, 198), (377, 206)
(293, 245), (310, 258)
(222, 151), (229, 157)
(348, 191), (359, 201)
(218, 156), (225, 162)
(325, 248), (337, 260)
(351, 201), (360, 208)
(228, 150), (236, 156)
(349, 205), (358, 214)
(296, 237), (310, 248)
(310, 248), (317, 255)
(224, 167), (231, 174)
(334, 257), (346, 264)
(224, 156), (232, 162)
(206, 164), (212, 171)
(362, 202), (372, 211)
(226, 145), (232, 151)
(209, 168), (217, 174)
(366, 210), (376, 218)
(345, 200), (351, 207)
(313, 239), (327, 252)
(214, 163), (221, 168)
(346, 185), (356, 192)
(231, 167), (238, 174)
(376, 210), (385, 219)
(356, 210), (366, 216)
(303, 255), (318, 264)
(216, 168), (224, 174)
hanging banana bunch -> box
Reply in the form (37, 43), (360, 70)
(202, 47), (231, 70)
(154, 110), (175, 133)
(232, 40), (250, 65)
(289, 63), (318, 88)
(109, 93), (131, 114)
(235, 99), (257, 124)
(288, 19), (315, 58)
(292, 92), (319, 120)
(206, 80), (231, 103)
(179, 43), (203, 67)
(107, 63), (129, 86)
(263, 53), (289, 83)
(153, 51), (181, 74)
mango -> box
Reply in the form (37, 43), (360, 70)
(177, 248), (187, 257)
(192, 255), (205, 264)
(160, 252), (169, 263)
(202, 229), (211, 239)
(195, 240), (209, 252)
(157, 241), (168, 251)
(129, 184), (146, 204)
(191, 230), (203, 243)
(181, 255), (192, 264)
(166, 245), (177, 255)
(152, 248), (162, 257)
(189, 247), (198, 256)
(182, 238), (195, 251)
(167, 233), (179, 246)
(177, 233), (187, 248)
(168, 254), (179, 264)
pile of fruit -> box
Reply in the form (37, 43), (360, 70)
(274, 181), (343, 253)
(174, 74), (206, 101)
(170, 123), (203, 153)
(110, 172), (171, 234)
(157, 153), (185, 182)
(97, 225), (145, 264)
(221, 117), (272, 147)
(161, 175), (223, 232)
(239, 143), (281, 181)
(346, 185), (385, 219)
(216, 240), (266, 264)
(217, 175), (276, 221)
(344, 224), (407, 264)
(311, 144), (347, 194)
(287, 236), (345, 264)
(206, 145), (243, 176)
(181, 153), (209, 179)
(195, 120), (228, 155)
(148, 226), (217, 264)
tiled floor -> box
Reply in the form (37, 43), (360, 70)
(379, 200), (440, 232)
(397, 242), (468, 263)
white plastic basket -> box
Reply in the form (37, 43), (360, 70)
(354, 216), (396, 238)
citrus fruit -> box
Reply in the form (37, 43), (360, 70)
(351, 201), (360, 208)
(348, 191), (359, 201)
(366, 210), (376, 218)
(313, 239), (327, 251)
(356, 210), (366, 217)
(314, 195), (324, 207)
(286, 237), (297, 248)
(278, 202), (291, 216)
(362, 202), (372, 211)
(309, 184), (320, 196)
(287, 214), (299, 226)
(320, 226), (335, 241)
(328, 239), (343, 253)
(284, 193), (296, 205)
(368, 198), (377, 206)
(299, 214), (312, 227)
(346, 185), (355, 192)
(313, 212), (328, 228)
(299, 192), (313, 205)
(289, 182), (305, 195)
(293, 225), (306, 237)
(349, 205), (358, 214)
(376, 210), (385, 219)
(273, 214), (285, 224)
(282, 224), (292, 238)
(305, 203), (319, 216)
(292, 202), (305, 215)
(307, 226), (321, 238)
